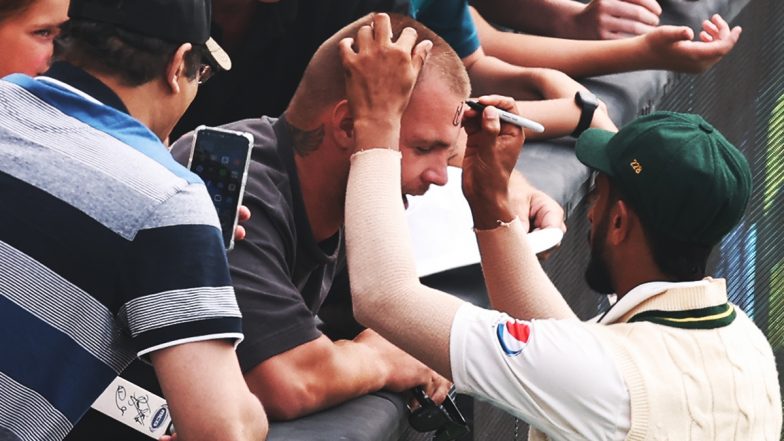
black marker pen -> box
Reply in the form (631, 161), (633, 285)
(465, 101), (545, 133)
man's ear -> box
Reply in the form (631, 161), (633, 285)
(608, 199), (632, 245)
(331, 99), (354, 150)
(165, 43), (193, 94)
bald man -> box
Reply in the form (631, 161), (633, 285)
(170, 12), (495, 420)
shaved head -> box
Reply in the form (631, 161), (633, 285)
(286, 13), (470, 126)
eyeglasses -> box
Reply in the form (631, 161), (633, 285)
(196, 63), (214, 85)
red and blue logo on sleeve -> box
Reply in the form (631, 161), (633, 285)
(496, 320), (531, 356)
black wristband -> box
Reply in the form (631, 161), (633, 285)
(572, 91), (599, 138)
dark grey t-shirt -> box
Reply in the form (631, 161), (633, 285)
(171, 116), (344, 372)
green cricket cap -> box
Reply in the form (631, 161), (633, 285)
(575, 111), (752, 246)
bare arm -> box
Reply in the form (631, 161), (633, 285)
(472, 7), (741, 78)
(461, 47), (617, 137)
(243, 331), (451, 420)
(472, 0), (661, 40)
(151, 340), (268, 441)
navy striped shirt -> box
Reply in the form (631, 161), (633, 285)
(0, 69), (243, 441)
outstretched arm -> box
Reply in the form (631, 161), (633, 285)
(472, 0), (661, 40)
(473, 8), (741, 78)
(462, 48), (617, 138)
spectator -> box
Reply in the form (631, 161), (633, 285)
(0, 0), (267, 440)
(471, 0), (663, 40)
(339, 19), (782, 441)
(0, 0), (68, 77)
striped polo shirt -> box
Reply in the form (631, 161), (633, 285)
(0, 67), (243, 441)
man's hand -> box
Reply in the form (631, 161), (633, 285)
(233, 205), (251, 242)
(356, 329), (453, 405)
(461, 95), (524, 230)
(508, 171), (566, 234)
(645, 14), (742, 74)
(339, 13), (432, 150)
(572, 0), (661, 39)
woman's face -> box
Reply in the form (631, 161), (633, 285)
(0, 0), (69, 77)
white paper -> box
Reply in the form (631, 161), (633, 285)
(406, 167), (562, 277)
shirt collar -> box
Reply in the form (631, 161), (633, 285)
(41, 62), (129, 114)
(593, 279), (712, 324)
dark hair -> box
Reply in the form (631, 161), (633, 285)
(0, 0), (34, 22)
(605, 178), (712, 281)
(56, 19), (203, 87)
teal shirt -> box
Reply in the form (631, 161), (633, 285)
(409, 0), (480, 59)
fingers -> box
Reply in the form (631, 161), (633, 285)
(357, 24), (373, 50)
(338, 37), (356, 65)
(587, 0), (661, 38)
(238, 205), (251, 222)
(481, 105), (501, 137)
(624, 0), (662, 17)
(372, 12), (393, 43)
(233, 225), (246, 242)
(615, 0), (660, 26)
(412, 39), (433, 73)
(476, 95), (518, 114)
(427, 377), (452, 405)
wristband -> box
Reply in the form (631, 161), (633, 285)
(572, 91), (599, 138)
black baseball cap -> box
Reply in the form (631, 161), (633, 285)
(68, 0), (231, 71)
(575, 111), (752, 246)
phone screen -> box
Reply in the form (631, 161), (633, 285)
(188, 127), (253, 250)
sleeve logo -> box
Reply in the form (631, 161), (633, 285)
(496, 319), (531, 356)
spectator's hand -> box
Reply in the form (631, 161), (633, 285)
(645, 14), (741, 74)
(509, 172), (566, 234)
(233, 205), (251, 242)
(339, 13), (432, 150)
(158, 434), (177, 441)
(461, 95), (524, 230)
(356, 329), (453, 404)
(573, 0), (661, 39)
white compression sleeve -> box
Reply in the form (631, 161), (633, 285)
(345, 149), (463, 378)
(475, 219), (577, 320)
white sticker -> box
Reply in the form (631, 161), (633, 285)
(91, 377), (171, 439)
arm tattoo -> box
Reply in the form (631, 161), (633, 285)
(285, 121), (325, 156)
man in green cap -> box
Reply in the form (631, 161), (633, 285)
(331, 27), (782, 438)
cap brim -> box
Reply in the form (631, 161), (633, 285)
(205, 37), (232, 71)
(575, 128), (616, 176)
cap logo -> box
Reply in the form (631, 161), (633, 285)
(630, 159), (643, 175)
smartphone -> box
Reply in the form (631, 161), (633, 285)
(187, 125), (253, 251)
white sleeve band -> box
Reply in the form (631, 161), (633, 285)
(345, 149), (462, 374)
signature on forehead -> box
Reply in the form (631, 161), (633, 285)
(452, 102), (464, 126)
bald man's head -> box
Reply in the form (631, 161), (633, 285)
(286, 13), (470, 126)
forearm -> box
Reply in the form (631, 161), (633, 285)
(346, 149), (462, 378)
(518, 98), (616, 139)
(472, 0), (584, 37)
(245, 335), (396, 420)
(472, 7), (652, 78)
(475, 218), (576, 320)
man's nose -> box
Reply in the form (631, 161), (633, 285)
(423, 164), (449, 187)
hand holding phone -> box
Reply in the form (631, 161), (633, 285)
(188, 126), (253, 250)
